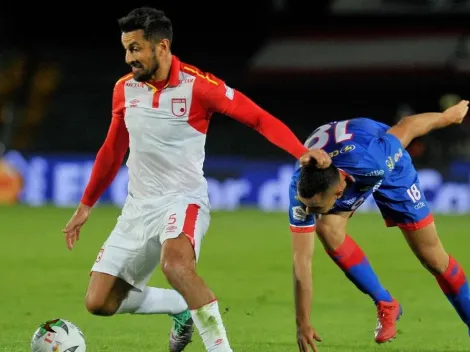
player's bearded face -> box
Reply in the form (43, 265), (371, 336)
(122, 30), (161, 82)
(130, 51), (159, 82)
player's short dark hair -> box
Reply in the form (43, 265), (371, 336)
(118, 7), (173, 44)
(298, 161), (340, 199)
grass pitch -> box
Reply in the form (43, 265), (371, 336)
(1, 206), (469, 351)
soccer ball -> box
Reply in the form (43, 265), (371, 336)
(31, 318), (86, 352)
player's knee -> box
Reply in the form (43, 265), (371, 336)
(316, 222), (346, 250)
(161, 255), (191, 284)
(161, 234), (195, 284)
(418, 250), (449, 275)
(413, 243), (449, 274)
(85, 293), (118, 316)
(405, 227), (449, 274)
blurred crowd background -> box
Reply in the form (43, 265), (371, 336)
(1, 0), (470, 211)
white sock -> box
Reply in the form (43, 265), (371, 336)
(117, 286), (188, 315)
(191, 300), (232, 352)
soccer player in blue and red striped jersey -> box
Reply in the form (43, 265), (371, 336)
(288, 100), (470, 351)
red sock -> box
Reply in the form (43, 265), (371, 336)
(435, 256), (467, 295)
(434, 255), (470, 325)
(327, 235), (365, 270)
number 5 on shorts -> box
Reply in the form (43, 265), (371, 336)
(168, 213), (177, 225)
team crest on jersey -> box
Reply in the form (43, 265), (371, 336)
(394, 148), (403, 162)
(386, 156), (395, 171)
(171, 98), (187, 117)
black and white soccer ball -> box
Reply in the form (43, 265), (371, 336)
(31, 318), (86, 352)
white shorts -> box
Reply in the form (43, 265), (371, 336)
(91, 195), (210, 291)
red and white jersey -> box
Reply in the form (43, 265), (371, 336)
(81, 56), (308, 208)
(117, 59), (223, 203)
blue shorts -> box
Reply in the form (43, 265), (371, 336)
(371, 153), (434, 231)
(288, 145), (434, 233)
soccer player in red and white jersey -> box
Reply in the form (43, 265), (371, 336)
(62, 7), (326, 352)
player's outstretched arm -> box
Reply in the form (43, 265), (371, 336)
(199, 74), (312, 159)
(388, 100), (469, 149)
(222, 90), (308, 158)
(291, 230), (322, 351)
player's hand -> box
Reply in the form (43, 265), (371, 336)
(63, 203), (91, 250)
(442, 99), (469, 126)
(299, 149), (331, 169)
(297, 324), (322, 352)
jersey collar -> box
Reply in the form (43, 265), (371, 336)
(338, 168), (356, 182)
(145, 55), (181, 91)
(167, 55), (180, 87)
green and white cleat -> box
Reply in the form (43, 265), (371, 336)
(169, 310), (194, 352)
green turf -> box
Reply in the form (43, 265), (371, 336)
(1, 205), (469, 351)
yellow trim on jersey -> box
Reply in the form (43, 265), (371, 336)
(145, 82), (158, 92)
(145, 82), (170, 92)
(115, 73), (133, 86)
(115, 73), (169, 92)
(182, 66), (218, 86)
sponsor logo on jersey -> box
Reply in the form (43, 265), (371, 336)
(365, 169), (385, 177)
(373, 180), (383, 192)
(125, 82), (146, 88)
(414, 201), (426, 210)
(129, 99), (139, 107)
(344, 197), (357, 205)
(179, 78), (194, 84)
(329, 150), (339, 158)
(328, 144), (356, 158)
(340, 144), (356, 153)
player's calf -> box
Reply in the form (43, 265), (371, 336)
(316, 215), (394, 304)
(402, 222), (449, 274)
(85, 272), (132, 316)
(161, 233), (233, 352)
(325, 233), (402, 343)
(161, 235), (213, 309)
(402, 224), (470, 329)
(316, 214), (401, 343)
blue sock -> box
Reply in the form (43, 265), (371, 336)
(327, 235), (393, 304)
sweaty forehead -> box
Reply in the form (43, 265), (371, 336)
(121, 30), (147, 47)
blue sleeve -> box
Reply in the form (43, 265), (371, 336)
(353, 133), (404, 185)
(288, 172), (315, 233)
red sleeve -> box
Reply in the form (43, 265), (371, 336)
(80, 81), (129, 207)
(199, 74), (307, 159)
